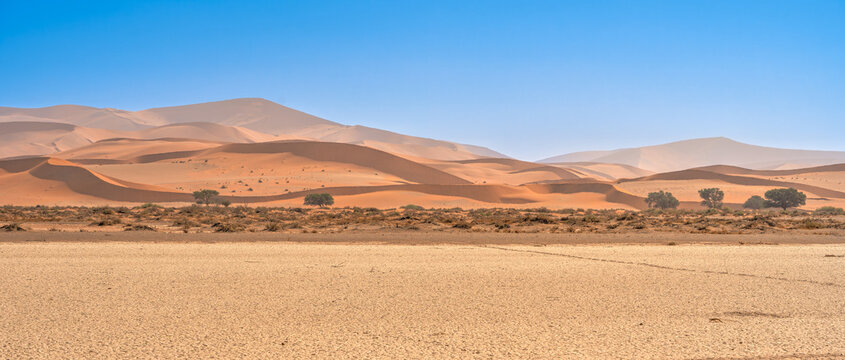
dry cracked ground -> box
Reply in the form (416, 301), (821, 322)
(1, 233), (844, 359)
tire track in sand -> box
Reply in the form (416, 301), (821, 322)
(478, 245), (845, 289)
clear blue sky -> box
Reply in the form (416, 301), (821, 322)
(1, 0), (843, 160)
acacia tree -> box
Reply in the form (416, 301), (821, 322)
(698, 188), (725, 209)
(743, 195), (767, 210)
(304, 193), (334, 208)
(645, 191), (680, 209)
(764, 188), (806, 210)
(192, 189), (220, 206)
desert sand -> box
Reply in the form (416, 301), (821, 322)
(1, 233), (844, 359)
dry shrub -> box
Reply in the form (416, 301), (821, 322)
(264, 222), (300, 231)
(172, 217), (199, 228)
(452, 221), (473, 229)
(799, 218), (824, 230)
(815, 206), (845, 216)
(90, 217), (122, 226)
(1, 223), (25, 232)
(521, 214), (554, 224)
(213, 222), (245, 232)
(124, 224), (156, 231)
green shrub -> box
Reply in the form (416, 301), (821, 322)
(743, 195), (767, 210)
(815, 206), (845, 216)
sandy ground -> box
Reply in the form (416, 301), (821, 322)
(1, 234), (844, 359)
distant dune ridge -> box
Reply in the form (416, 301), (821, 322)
(1, 99), (843, 209)
(540, 137), (845, 173)
(0, 98), (505, 161)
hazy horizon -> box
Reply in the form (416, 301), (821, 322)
(2, 1), (843, 159)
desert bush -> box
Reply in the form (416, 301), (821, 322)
(264, 222), (283, 232)
(212, 222), (245, 232)
(521, 214), (555, 224)
(583, 213), (600, 223)
(452, 221), (473, 229)
(799, 218), (824, 229)
(1, 223), (25, 232)
(815, 206), (845, 216)
(401, 204), (425, 211)
(90, 217), (122, 226)
(263, 221), (301, 231)
(743, 214), (776, 229)
(172, 217), (200, 228)
(616, 212), (635, 221)
(701, 208), (720, 216)
(743, 195), (767, 210)
(92, 207), (114, 215)
(124, 224), (156, 231)
(493, 222), (510, 230)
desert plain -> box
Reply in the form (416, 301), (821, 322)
(1, 232), (844, 359)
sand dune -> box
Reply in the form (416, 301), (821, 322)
(694, 163), (845, 176)
(0, 153), (646, 209)
(2, 99), (505, 160)
(132, 122), (279, 143)
(55, 138), (225, 162)
(293, 124), (508, 160)
(102, 141), (473, 187)
(0, 157), (189, 205)
(136, 98), (335, 134)
(0, 105), (165, 131)
(421, 158), (585, 186)
(525, 182), (647, 209)
(0, 121), (295, 159)
(543, 162), (654, 181)
(540, 137), (845, 172)
(4, 139), (845, 209)
(0, 121), (124, 159)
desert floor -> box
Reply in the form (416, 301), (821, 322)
(1, 233), (844, 359)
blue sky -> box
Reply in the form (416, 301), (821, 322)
(1, 0), (843, 160)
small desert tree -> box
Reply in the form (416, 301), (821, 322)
(192, 189), (220, 206)
(698, 188), (724, 209)
(304, 193), (334, 208)
(645, 191), (680, 209)
(764, 188), (806, 210)
(743, 195), (767, 210)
